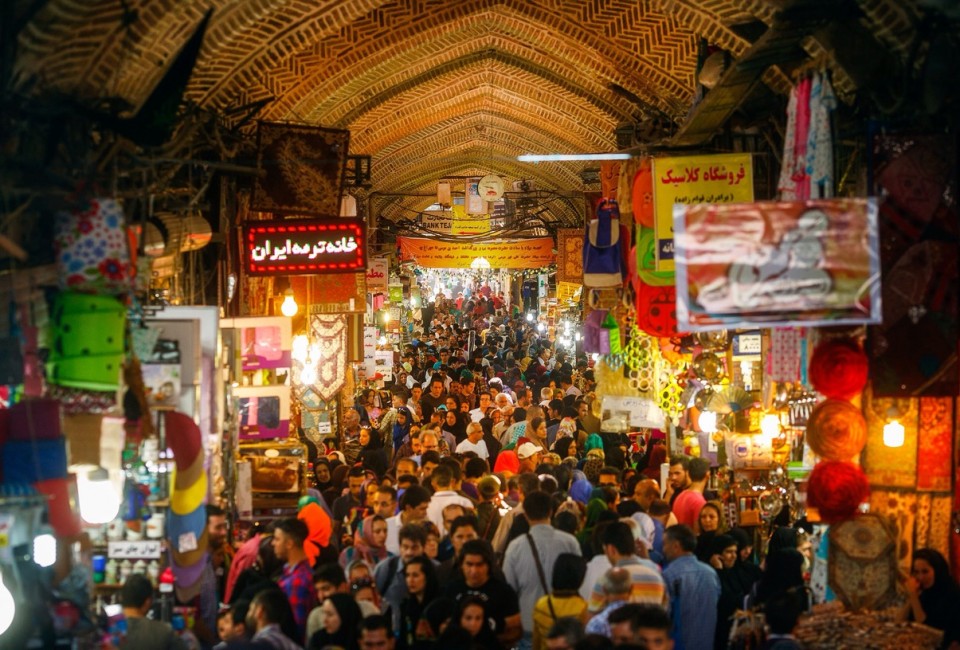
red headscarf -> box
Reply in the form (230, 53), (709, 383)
(298, 501), (332, 567)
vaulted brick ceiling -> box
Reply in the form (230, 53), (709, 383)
(17, 0), (919, 212)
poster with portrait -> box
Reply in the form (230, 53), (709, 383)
(673, 198), (881, 331)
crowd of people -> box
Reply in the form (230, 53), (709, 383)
(119, 288), (960, 650)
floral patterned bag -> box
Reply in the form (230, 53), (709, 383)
(55, 198), (134, 294)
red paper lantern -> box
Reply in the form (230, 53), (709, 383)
(809, 338), (868, 400)
(807, 461), (870, 524)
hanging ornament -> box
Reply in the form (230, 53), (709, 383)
(692, 352), (725, 383)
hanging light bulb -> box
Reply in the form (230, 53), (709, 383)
(760, 413), (781, 439)
(292, 335), (310, 363)
(526, 313), (534, 322)
(0, 568), (14, 636)
(280, 289), (298, 317)
(883, 406), (905, 448)
(76, 467), (120, 525)
(33, 531), (56, 568)
(699, 410), (718, 434)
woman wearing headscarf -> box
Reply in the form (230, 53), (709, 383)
(480, 416), (501, 468)
(398, 555), (440, 650)
(307, 593), (363, 650)
(441, 408), (468, 445)
(392, 406), (412, 453)
(746, 548), (809, 611)
(902, 548), (960, 647)
(568, 474), (594, 506)
(339, 514), (393, 569)
(358, 426), (389, 480)
(640, 443), (667, 480)
(577, 498), (612, 557)
(493, 449), (520, 476)
(709, 533), (757, 650)
(552, 436), (579, 462)
(298, 498), (335, 568)
(695, 501), (728, 563)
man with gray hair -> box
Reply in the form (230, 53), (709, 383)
(455, 421), (489, 459)
(585, 567), (634, 637)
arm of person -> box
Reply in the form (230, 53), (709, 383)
(498, 613), (523, 647)
(899, 574), (926, 624)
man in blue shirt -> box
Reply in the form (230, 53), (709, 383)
(662, 525), (721, 650)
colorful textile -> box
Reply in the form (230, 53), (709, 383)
(767, 328), (804, 382)
(55, 198), (133, 294)
(309, 314), (347, 401)
(916, 397), (953, 492)
(806, 72), (837, 198)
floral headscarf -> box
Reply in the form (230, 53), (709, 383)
(339, 515), (392, 568)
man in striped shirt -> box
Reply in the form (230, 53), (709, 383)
(585, 521), (667, 615)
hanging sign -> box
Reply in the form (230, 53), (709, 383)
(363, 326), (378, 378)
(245, 218), (366, 276)
(466, 178), (485, 215)
(653, 153), (754, 271)
(388, 285), (404, 303)
(398, 236), (554, 269)
(366, 257), (389, 292)
(673, 198), (881, 331)
(421, 205), (490, 234)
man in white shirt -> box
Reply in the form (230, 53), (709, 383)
(424, 464), (474, 533)
(469, 391), (493, 422)
(455, 421), (489, 459)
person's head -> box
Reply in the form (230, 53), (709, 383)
(400, 484), (431, 522)
(757, 549), (805, 603)
(396, 457), (418, 478)
(119, 574), (154, 613)
(271, 517), (309, 562)
(523, 490), (554, 523)
(601, 521), (638, 562)
(465, 421), (484, 443)
(359, 614), (395, 650)
(445, 515), (477, 556)
(420, 450), (441, 477)
(598, 467), (620, 490)
(444, 409), (459, 430)
(343, 407), (361, 430)
(608, 604), (673, 649)
(314, 459), (332, 484)
(313, 563), (348, 601)
(599, 566), (632, 603)
(545, 617), (585, 650)
(318, 593), (362, 636)
(347, 560), (371, 585)
(420, 431), (440, 455)
(698, 501), (724, 533)
(346, 466), (366, 499)
(554, 437), (578, 460)
(365, 515), (388, 548)
(478, 391), (492, 410)
(713, 534), (739, 570)
(464, 456), (487, 481)
(431, 463), (455, 490)
(398, 523), (428, 562)
(633, 479), (660, 510)
(668, 457), (690, 490)
(359, 427), (371, 446)
(206, 504), (228, 548)
(530, 416), (547, 440)
(411, 385), (422, 401)
(764, 588), (806, 637)
(663, 525), (696, 561)
(687, 457), (710, 484)
(459, 539), (495, 588)
(429, 375), (444, 397)
(373, 486), (397, 518)
(218, 599), (250, 642)
(728, 527), (754, 563)
(912, 548), (953, 592)
(457, 595), (488, 638)
(551, 553), (586, 593)
(404, 554), (438, 600)
(576, 400), (589, 420)
(246, 587), (295, 634)
(440, 503), (466, 534)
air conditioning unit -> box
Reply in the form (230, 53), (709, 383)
(512, 180), (534, 193)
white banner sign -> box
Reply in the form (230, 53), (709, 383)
(366, 257), (389, 292)
(107, 540), (163, 559)
(600, 395), (666, 429)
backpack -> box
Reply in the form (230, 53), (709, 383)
(583, 198), (626, 288)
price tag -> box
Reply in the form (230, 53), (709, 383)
(178, 532), (198, 553)
(107, 540), (163, 559)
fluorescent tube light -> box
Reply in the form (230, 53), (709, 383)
(517, 153), (632, 162)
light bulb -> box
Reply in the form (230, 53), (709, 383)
(0, 569), (14, 636)
(292, 335), (309, 363)
(699, 410), (718, 434)
(883, 420), (905, 448)
(378, 336), (387, 346)
(280, 289), (298, 317)
(33, 533), (56, 568)
(300, 364), (318, 386)
(383, 311), (391, 323)
(760, 413), (781, 439)
(76, 467), (120, 525)
(537, 323), (545, 333)
(574, 332), (581, 341)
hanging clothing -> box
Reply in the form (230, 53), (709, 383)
(777, 87), (800, 200)
(805, 72), (837, 199)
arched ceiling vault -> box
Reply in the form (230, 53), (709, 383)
(16, 0), (925, 206)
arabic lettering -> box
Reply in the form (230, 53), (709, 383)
(659, 164), (747, 186)
(250, 236), (359, 262)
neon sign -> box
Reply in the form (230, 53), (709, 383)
(245, 219), (366, 275)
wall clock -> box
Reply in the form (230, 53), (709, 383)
(477, 175), (505, 202)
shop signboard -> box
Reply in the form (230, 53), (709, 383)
(466, 178), (485, 214)
(653, 153), (754, 271)
(244, 218), (366, 276)
(366, 257), (389, 292)
(363, 326), (378, 378)
(673, 198), (881, 331)
(398, 236), (554, 269)
(421, 205), (490, 234)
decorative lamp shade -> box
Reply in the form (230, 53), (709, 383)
(809, 338), (868, 400)
(805, 399), (867, 461)
(807, 460), (869, 523)
(437, 182), (452, 205)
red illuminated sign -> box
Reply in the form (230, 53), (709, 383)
(244, 218), (366, 276)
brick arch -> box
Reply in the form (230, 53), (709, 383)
(379, 145), (585, 194)
(351, 84), (614, 156)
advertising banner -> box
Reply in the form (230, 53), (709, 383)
(245, 218), (366, 276)
(653, 153), (754, 271)
(398, 237), (554, 269)
(673, 198), (881, 331)
(466, 178), (485, 215)
(421, 205), (490, 234)
(366, 257), (389, 292)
